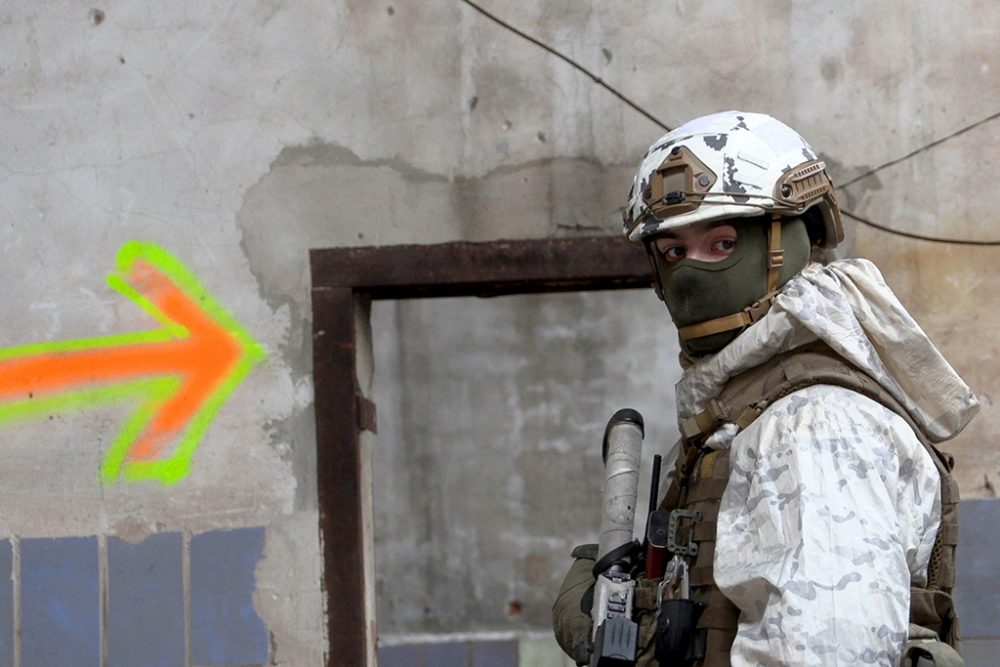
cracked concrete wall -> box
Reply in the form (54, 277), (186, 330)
(0, 0), (998, 664)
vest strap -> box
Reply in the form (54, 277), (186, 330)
(680, 399), (727, 441)
(937, 523), (959, 546)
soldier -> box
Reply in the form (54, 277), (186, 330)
(553, 111), (978, 666)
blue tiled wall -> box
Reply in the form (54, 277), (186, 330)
(21, 536), (100, 667)
(379, 640), (518, 667)
(191, 527), (269, 665)
(0, 527), (269, 667)
(954, 499), (1000, 667)
(108, 532), (185, 667)
(955, 499), (1000, 637)
(471, 640), (520, 667)
(0, 540), (12, 667)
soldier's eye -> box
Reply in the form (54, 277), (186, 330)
(662, 245), (686, 261)
(713, 238), (737, 253)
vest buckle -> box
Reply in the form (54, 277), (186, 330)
(680, 400), (727, 443)
(666, 509), (703, 557)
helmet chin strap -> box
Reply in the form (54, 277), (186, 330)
(676, 213), (785, 342)
(766, 214), (784, 293)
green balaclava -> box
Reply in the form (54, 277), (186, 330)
(648, 215), (812, 356)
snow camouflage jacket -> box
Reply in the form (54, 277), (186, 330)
(675, 258), (979, 666)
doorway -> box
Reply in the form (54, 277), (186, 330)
(310, 236), (658, 666)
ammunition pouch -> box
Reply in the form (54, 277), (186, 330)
(654, 598), (706, 665)
(902, 624), (965, 667)
(631, 574), (664, 666)
(909, 588), (960, 648)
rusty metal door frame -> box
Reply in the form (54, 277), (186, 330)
(309, 236), (650, 666)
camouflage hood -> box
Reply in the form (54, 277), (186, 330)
(676, 258), (979, 443)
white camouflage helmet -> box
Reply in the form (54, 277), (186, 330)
(623, 111), (844, 247)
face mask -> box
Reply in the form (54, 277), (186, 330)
(649, 216), (811, 355)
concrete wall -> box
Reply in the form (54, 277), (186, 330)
(0, 1), (998, 665)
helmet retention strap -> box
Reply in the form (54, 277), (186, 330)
(677, 293), (778, 341)
(767, 214), (784, 294)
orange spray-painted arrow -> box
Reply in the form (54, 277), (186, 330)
(0, 241), (266, 484)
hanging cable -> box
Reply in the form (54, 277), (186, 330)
(457, 0), (671, 131)
(837, 110), (1000, 191)
(840, 208), (1000, 246)
(457, 0), (1000, 246)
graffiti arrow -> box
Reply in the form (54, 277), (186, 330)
(0, 241), (266, 484)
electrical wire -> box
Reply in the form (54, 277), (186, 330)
(837, 110), (1000, 191)
(457, 0), (671, 132)
(458, 0), (1000, 247)
(840, 208), (1000, 246)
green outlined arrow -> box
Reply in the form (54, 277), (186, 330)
(0, 241), (266, 484)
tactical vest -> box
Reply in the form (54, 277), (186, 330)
(658, 341), (961, 667)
